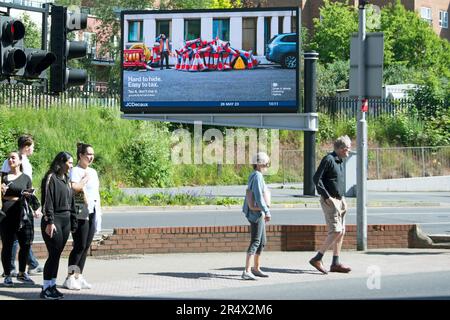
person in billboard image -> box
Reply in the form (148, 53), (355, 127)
(241, 152), (271, 280)
(159, 34), (171, 70)
(309, 135), (352, 275)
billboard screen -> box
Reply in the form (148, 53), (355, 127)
(121, 7), (299, 114)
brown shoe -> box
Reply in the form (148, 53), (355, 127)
(309, 259), (328, 274)
(330, 264), (351, 273)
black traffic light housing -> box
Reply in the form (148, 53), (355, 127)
(50, 5), (88, 93)
(0, 16), (27, 77)
(24, 49), (56, 79)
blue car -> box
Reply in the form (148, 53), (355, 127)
(265, 33), (297, 69)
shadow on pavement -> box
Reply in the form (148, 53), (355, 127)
(139, 272), (240, 280)
(364, 251), (448, 256)
(215, 266), (319, 275)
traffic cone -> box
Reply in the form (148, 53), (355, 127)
(197, 53), (207, 71)
(217, 53), (224, 71)
(223, 53), (232, 70)
(189, 55), (199, 71)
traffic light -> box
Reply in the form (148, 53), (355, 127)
(24, 48), (56, 79)
(50, 5), (88, 93)
(0, 16), (26, 77)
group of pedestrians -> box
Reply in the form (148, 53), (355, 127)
(242, 136), (353, 279)
(0, 135), (102, 300)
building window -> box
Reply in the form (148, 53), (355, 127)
(184, 19), (201, 41)
(157, 20), (171, 40)
(291, 16), (297, 33)
(128, 20), (143, 42)
(278, 17), (283, 34)
(439, 11), (448, 28)
(420, 7), (432, 24)
(264, 17), (271, 48)
(213, 19), (230, 41)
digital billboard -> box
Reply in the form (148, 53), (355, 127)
(121, 7), (299, 114)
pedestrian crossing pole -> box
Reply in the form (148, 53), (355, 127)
(357, 0), (368, 251)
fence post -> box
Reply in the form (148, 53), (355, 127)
(376, 148), (380, 179)
(421, 147), (426, 177)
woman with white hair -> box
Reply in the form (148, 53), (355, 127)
(241, 152), (271, 280)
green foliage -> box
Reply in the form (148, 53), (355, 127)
(119, 124), (173, 187)
(21, 12), (41, 49)
(383, 62), (418, 85)
(381, 0), (450, 78)
(317, 60), (349, 96)
(100, 186), (241, 206)
(371, 109), (426, 146)
(410, 74), (450, 118)
(422, 108), (450, 146)
(317, 114), (335, 145)
(310, 0), (358, 64)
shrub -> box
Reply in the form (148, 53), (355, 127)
(119, 123), (173, 187)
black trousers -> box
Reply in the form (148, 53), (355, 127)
(0, 219), (32, 275)
(160, 51), (170, 69)
(68, 211), (96, 273)
(41, 212), (71, 281)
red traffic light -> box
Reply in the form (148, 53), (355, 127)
(2, 19), (25, 43)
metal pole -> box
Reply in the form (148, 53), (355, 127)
(42, 3), (50, 51)
(303, 51), (318, 196)
(357, 1), (368, 251)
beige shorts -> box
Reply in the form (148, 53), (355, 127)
(320, 196), (347, 234)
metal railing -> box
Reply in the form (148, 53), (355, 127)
(0, 83), (120, 109)
(281, 146), (450, 184)
(317, 96), (448, 120)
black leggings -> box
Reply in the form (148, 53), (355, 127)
(68, 212), (95, 273)
(0, 221), (31, 275)
(41, 213), (71, 281)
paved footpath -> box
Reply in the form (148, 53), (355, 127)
(0, 249), (449, 300)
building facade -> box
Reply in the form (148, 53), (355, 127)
(258, 0), (449, 42)
(124, 9), (298, 57)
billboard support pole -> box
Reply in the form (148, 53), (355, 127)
(303, 51), (318, 196)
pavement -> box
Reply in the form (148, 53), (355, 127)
(0, 248), (449, 300)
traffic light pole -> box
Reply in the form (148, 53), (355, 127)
(357, 1), (368, 251)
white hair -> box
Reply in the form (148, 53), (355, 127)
(334, 135), (351, 150)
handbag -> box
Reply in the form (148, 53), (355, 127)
(74, 190), (89, 220)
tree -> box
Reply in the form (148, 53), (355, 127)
(309, 0), (358, 64)
(21, 12), (41, 49)
(381, 0), (450, 79)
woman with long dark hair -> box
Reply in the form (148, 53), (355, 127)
(0, 151), (36, 286)
(40, 152), (75, 300)
(64, 142), (101, 290)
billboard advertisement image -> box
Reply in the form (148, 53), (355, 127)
(121, 7), (299, 114)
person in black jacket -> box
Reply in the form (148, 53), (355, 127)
(0, 151), (37, 286)
(309, 135), (352, 275)
(40, 152), (75, 300)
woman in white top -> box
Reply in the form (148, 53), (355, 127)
(64, 143), (102, 290)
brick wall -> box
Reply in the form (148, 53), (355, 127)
(89, 224), (415, 256)
(0, 224), (416, 259)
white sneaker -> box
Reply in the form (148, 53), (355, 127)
(77, 275), (92, 289)
(63, 274), (81, 290)
(241, 270), (257, 280)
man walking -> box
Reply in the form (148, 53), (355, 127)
(309, 135), (352, 274)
